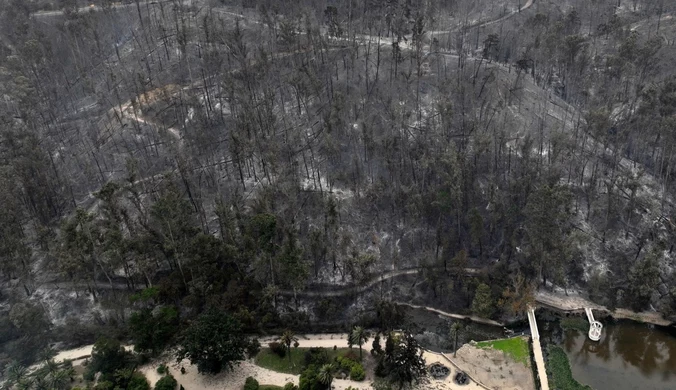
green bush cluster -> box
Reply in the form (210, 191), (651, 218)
(269, 342), (287, 358)
(85, 336), (152, 389)
(546, 345), (593, 390)
(304, 347), (330, 367)
(298, 365), (323, 390)
(335, 356), (365, 381)
(129, 306), (180, 355)
(93, 372), (149, 390)
(155, 374), (178, 390)
(349, 364), (366, 381)
(157, 364), (168, 374)
(128, 373), (151, 390)
(244, 376), (260, 390)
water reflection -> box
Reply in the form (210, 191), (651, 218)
(563, 321), (676, 390)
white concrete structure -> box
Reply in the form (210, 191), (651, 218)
(585, 307), (603, 341)
(527, 307), (550, 390)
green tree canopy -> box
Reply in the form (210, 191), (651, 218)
(176, 309), (257, 374)
(129, 306), (180, 354)
(384, 333), (427, 389)
(471, 283), (495, 319)
(88, 337), (130, 382)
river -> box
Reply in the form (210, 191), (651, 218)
(560, 320), (676, 390)
(406, 305), (676, 390)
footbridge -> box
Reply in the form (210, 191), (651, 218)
(585, 307), (603, 341)
(527, 307), (550, 390)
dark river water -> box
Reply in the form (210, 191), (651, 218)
(405, 306), (676, 390)
(560, 321), (676, 390)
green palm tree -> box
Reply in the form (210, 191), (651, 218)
(348, 326), (370, 360)
(450, 322), (462, 358)
(4, 361), (27, 384)
(280, 330), (298, 367)
(33, 376), (49, 390)
(317, 363), (334, 389)
(49, 369), (72, 390)
(15, 377), (34, 390)
(38, 348), (56, 364)
(45, 359), (60, 375)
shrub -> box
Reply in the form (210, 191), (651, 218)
(247, 339), (261, 358)
(336, 356), (348, 371)
(299, 365), (323, 390)
(350, 363), (366, 381)
(342, 349), (360, 362)
(94, 381), (115, 390)
(374, 358), (387, 377)
(336, 356), (357, 372)
(157, 364), (168, 375)
(269, 342), (286, 358)
(129, 306), (180, 354)
(243, 376), (259, 390)
(546, 345), (592, 390)
(83, 368), (96, 381)
(128, 373), (151, 390)
(283, 383), (298, 390)
(303, 347), (329, 367)
(90, 337), (129, 376)
(155, 374), (178, 390)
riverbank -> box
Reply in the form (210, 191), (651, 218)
(552, 319), (676, 390)
(545, 345), (592, 390)
(395, 302), (505, 327)
(535, 288), (673, 327)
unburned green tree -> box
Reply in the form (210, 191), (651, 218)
(176, 309), (257, 374)
(348, 326), (370, 359)
(471, 283), (495, 318)
(129, 306), (180, 354)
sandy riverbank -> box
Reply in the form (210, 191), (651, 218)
(535, 288), (673, 326)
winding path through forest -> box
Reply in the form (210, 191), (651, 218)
(30, 0), (191, 18)
(277, 267), (481, 298)
(280, 266), (673, 327)
(427, 0), (535, 36)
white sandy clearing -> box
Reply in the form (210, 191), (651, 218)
(422, 351), (485, 390)
(53, 345), (94, 362)
(139, 357), (374, 390)
(454, 342), (535, 390)
(260, 333), (352, 349)
(52, 344), (134, 363)
(140, 359), (298, 390)
(51, 334), (497, 390)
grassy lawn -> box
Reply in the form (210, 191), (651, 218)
(546, 345), (593, 390)
(255, 347), (358, 375)
(475, 337), (530, 365)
